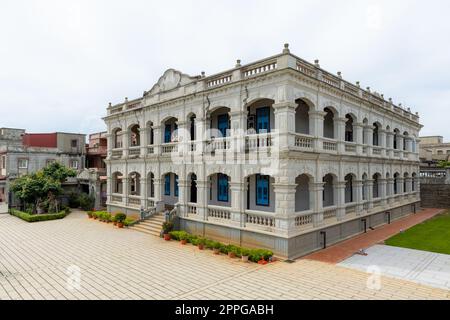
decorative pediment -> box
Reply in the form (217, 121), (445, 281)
(145, 69), (198, 96)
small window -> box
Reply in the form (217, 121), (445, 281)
(164, 175), (171, 196)
(164, 124), (171, 143)
(217, 174), (229, 202)
(18, 159), (28, 169)
(437, 150), (444, 155)
(70, 160), (79, 169)
(71, 139), (78, 148)
(175, 175), (179, 197)
(256, 174), (270, 206)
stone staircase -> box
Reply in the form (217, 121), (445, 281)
(130, 213), (165, 237)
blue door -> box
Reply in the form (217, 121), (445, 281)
(217, 114), (229, 137)
(164, 174), (170, 196)
(175, 175), (179, 197)
(256, 175), (269, 206)
(217, 174), (229, 202)
(164, 124), (171, 143)
(256, 107), (270, 133)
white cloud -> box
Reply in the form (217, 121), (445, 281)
(0, 0), (449, 139)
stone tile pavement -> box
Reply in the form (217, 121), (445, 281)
(0, 211), (448, 300)
(339, 244), (450, 291)
(0, 203), (7, 214)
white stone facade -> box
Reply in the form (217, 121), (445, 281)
(103, 45), (421, 257)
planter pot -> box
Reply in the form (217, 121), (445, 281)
(228, 252), (236, 258)
(180, 239), (187, 245)
(198, 244), (204, 250)
(258, 259), (268, 265)
(113, 222), (117, 226)
(93, 217), (98, 220)
(241, 256), (249, 263)
(117, 222), (124, 228)
(164, 234), (171, 241)
(213, 248), (220, 255)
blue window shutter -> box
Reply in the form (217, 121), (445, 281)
(217, 174), (228, 202)
(218, 114), (229, 137)
(175, 175), (179, 197)
(164, 175), (170, 196)
(256, 107), (270, 134)
(164, 124), (171, 143)
(256, 175), (269, 206)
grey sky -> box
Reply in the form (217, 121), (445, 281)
(1, 0), (449, 139)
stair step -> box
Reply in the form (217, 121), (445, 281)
(132, 228), (161, 236)
(132, 224), (161, 232)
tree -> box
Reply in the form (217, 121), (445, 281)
(10, 162), (76, 213)
(438, 160), (450, 168)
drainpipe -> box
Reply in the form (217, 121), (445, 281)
(386, 211), (391, 224)
(320, 231), (327, 249)
(361, 218), (367, 233)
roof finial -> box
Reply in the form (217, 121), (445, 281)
(283, 43), (290, 54)
(366, 87), (371, 92)
(337, 71), (342, 79)
(125, 97), (128, 102)
(314, 59), (320, 67)
(235, 59), (241, 68)
(108, 102), (112, 107)
(201, 71), (205, 78)
(356, 81), (360, 87)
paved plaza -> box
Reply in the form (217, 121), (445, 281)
(0, 211), (448, 300)
(339, 245), (450, 291)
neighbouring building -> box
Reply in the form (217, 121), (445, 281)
(103, 44), (422, 259)
(0, 131), (86, 206)
(77, 132), (107, 209)
(419, 135), (450, 165)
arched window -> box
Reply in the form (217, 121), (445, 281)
(323, 108), (335, 139)
(345, 115), (354, 142)
(295, 99), (310, 135)
(323, 174), (335, 207)
(373, 123), (380, 146)
(345, 174), (354, 203)
(373, 173), (381, 198)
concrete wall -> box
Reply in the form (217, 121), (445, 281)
(421, 184), (450, 208)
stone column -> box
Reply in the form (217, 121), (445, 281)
(386, 132), (394, 158)
(106, 176), (112, 208)
(153, 126), (161, 155)
(176, 120), (188, 156)
(273, 102), (296, 152)
(309, 111), (326, 152)
(177, 178), (188, 217)
(355, 122), (364, 155)
(379, 129), (387, 157)
(229, 111), (247, 154)
(335, 182), (346, 220)
(363, 125), (373, 156)
(387, 178), (394, 205)
(139, 127), (149, 157)
(230, 181), (245, 227)
(121, 131), (129, 159)
(122, 177), (129, 206)
(335, 117), (347, 154)
(195, 117), (207, 155)
(273, 183), (297, 235)
(380, 178), (387, 206)
(311, 182), (324, 226)
(367, 179), (374, 210)
(397, 135), (404, 158)
(105, 133), (113, 160)
(355, 180), (363, 215)
(140, 177), (147, 208)
(196, 180), (208, 220)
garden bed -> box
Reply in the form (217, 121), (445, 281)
(10, 209), (68, 223)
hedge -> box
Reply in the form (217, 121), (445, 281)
(168, 231), (273, 262)
(10, 209), (68, 223)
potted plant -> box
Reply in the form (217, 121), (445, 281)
(179, 232), (188, 245)
(92, 211), (98, 220)
(162, 221), (174, 240)
(240, 248), (250, 262)
(197, 238), (206, 250)
(212, 241), (221, 255)
(112, 215), (117, 226)
(104, 213), (112, 223)
(87, 211), (93, 219)
(227, 245), (238, 258)
(115, 213), (127, 228)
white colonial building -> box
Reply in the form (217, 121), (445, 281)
(103, 44), (421, 259)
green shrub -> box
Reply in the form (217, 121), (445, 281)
(240, 248), (251, 257)
(10, 209), (67, 223)
(197, 237), (206, 246)
(190, 237), (199, 246)
(211, 241), (222, 250)
(68, 192), (80, 208)
(162, 221), (174, 234)
(124, 217), (135, 227)
(103, 213), (112, 222)
(169, 231), (189, 241)
(78, 193), (95, 211)
(115, 213), (127, 223)
(248, 249), (273, 262)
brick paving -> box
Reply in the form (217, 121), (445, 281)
(303, 208), (445, 264)
(0, 210), (448, 300)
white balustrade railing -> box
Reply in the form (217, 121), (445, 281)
(207, 206), (231, 220)
(295, 212), (313, 227)
(293, 133), (313, 150)
(345, 142), (357, 153)
(207, 75), (232, 88)
(246, 133), (272, 150)
(345, 203), (357, 214)
(147, 146), (155, 154)
(243, 62), (277, 77)
(323, 207), (337, 220)
(246, 212), (275, 228)
(322, 139), (337, 151)
(162, 142), (178, 154)
(128, 196), (141, 207)
(208, 137), (231, 151)
(187, 203), (198, 215)
(111, 149), (123, 158)
(111, 194), (123, 203)
(372, 147), (382, 155)
(128, 147), (141, 156)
